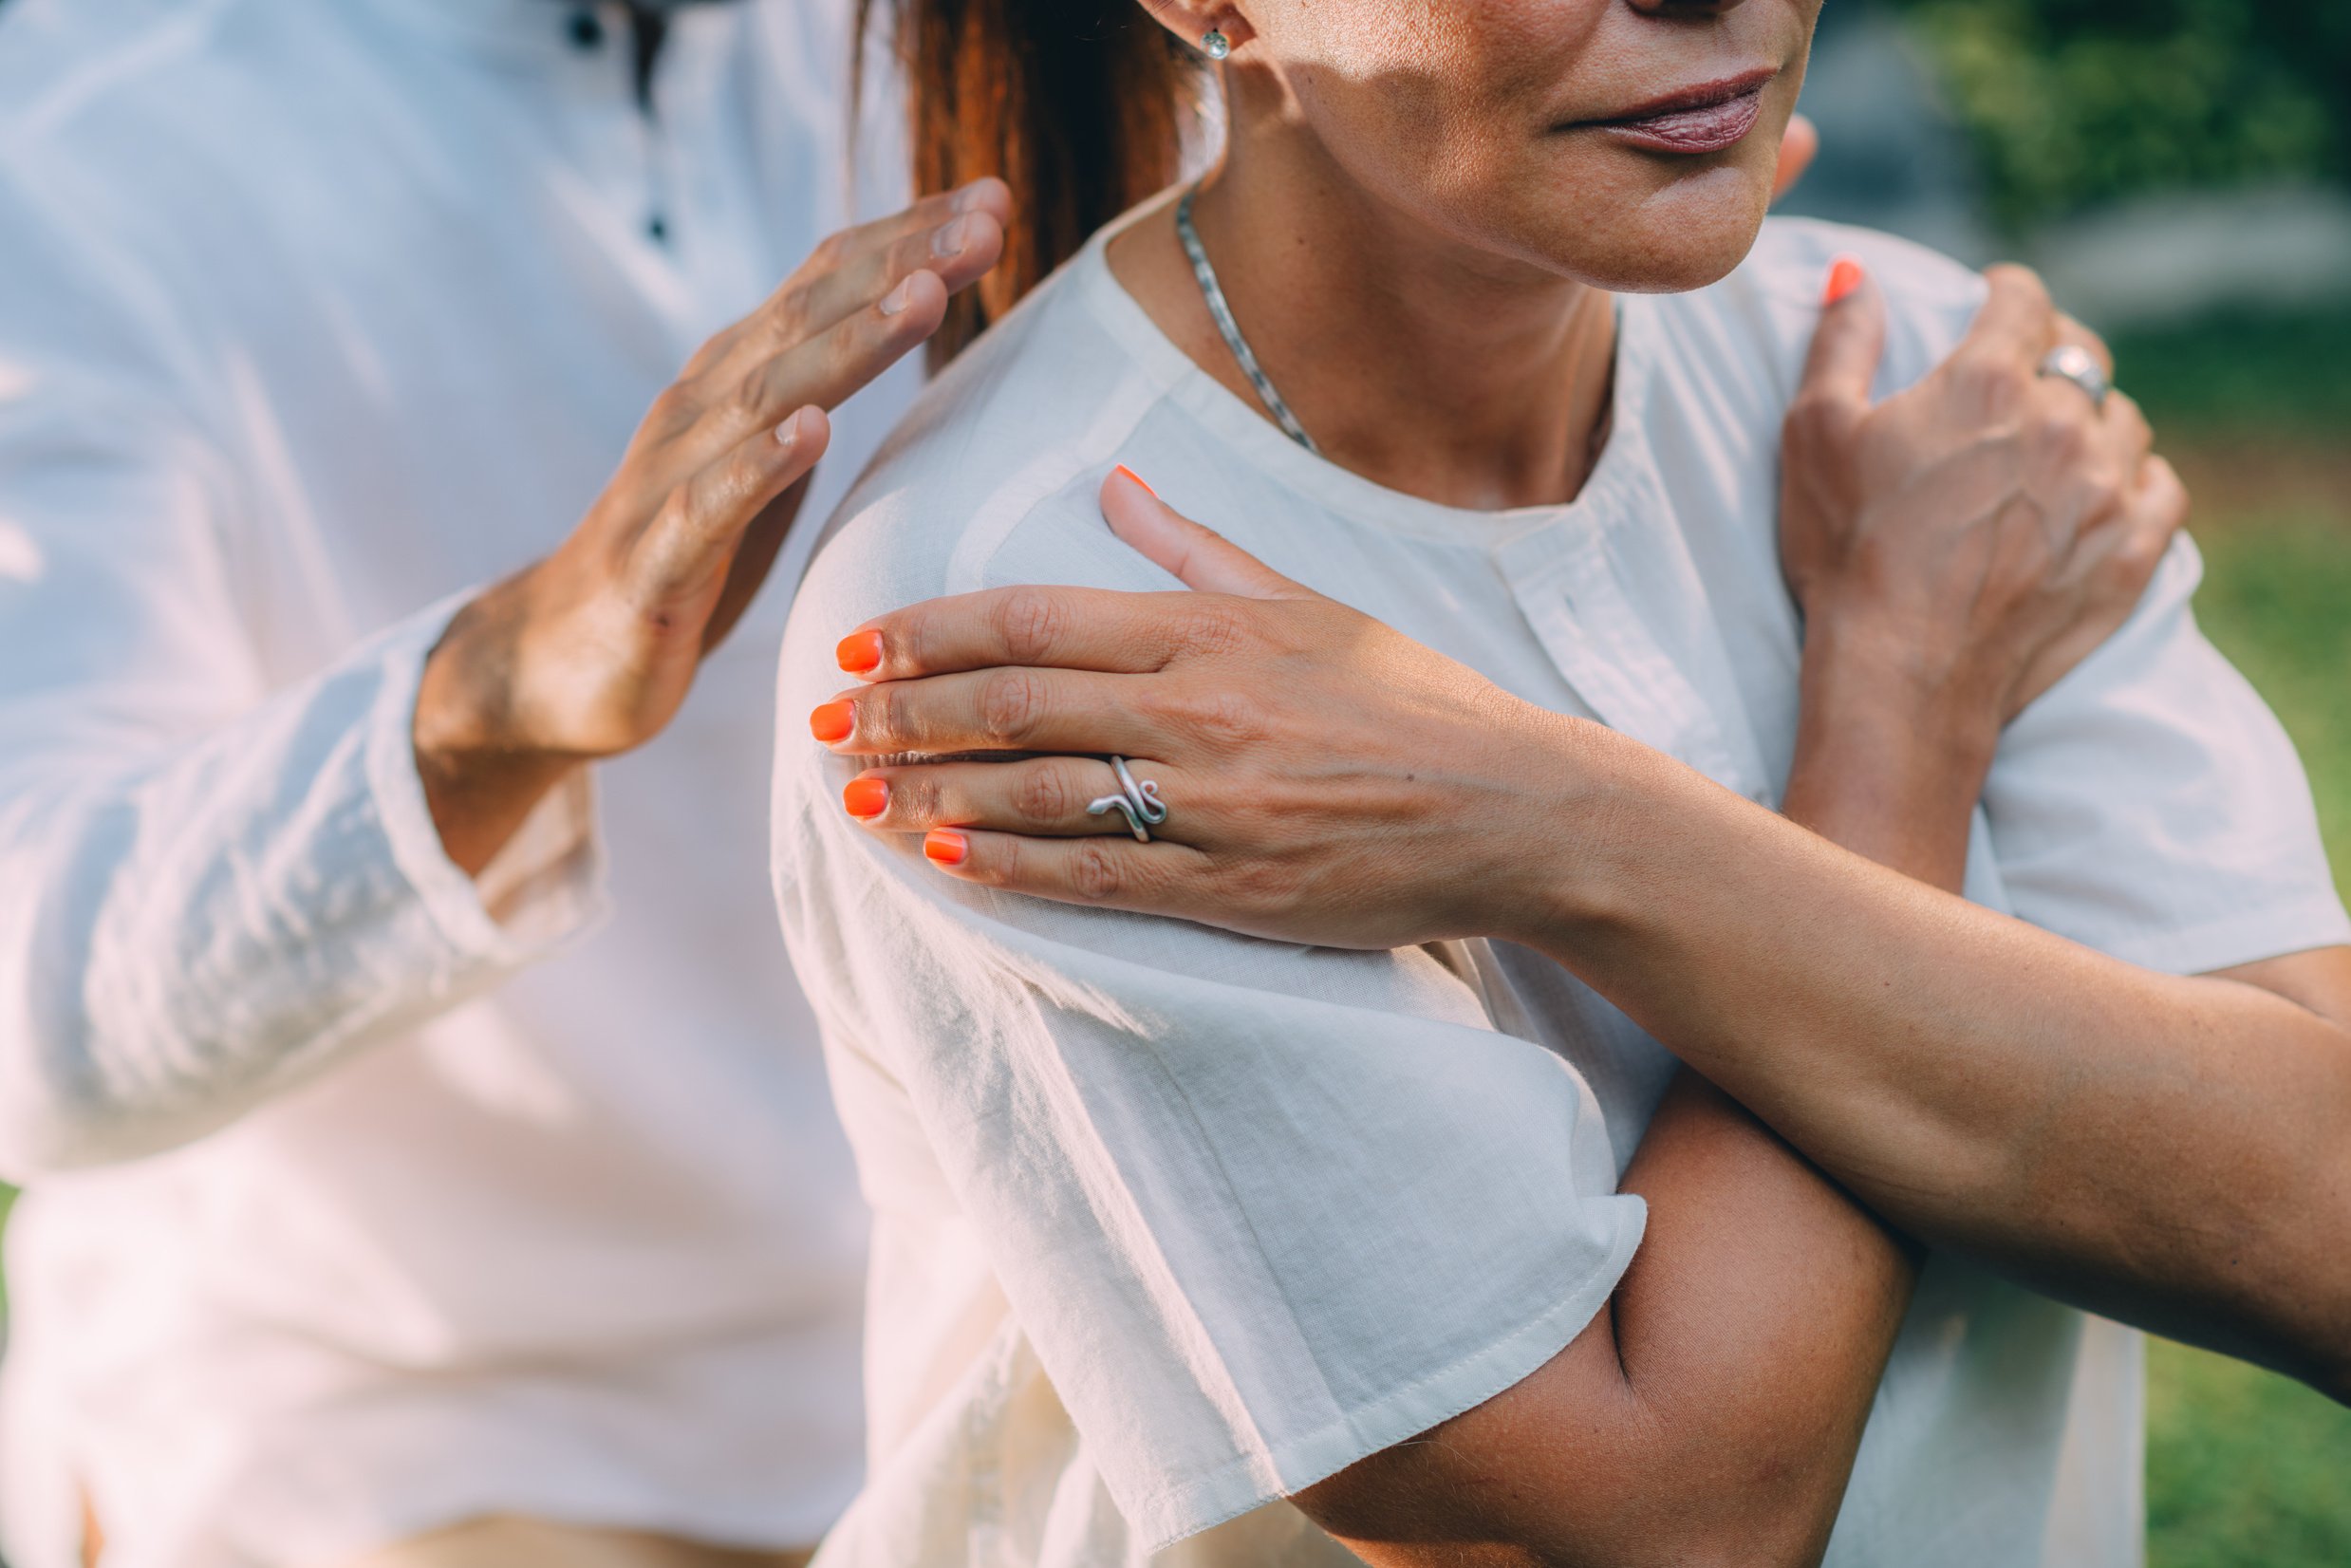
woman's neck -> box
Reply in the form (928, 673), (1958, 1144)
(1108, 117), (1617, 513)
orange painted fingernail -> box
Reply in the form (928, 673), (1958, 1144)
(810, 700), (855, 743)
(924, 829), (967, 866)
(843, 777), (889, 819)
(1823, 256), (1865, 306)
(837, 630), (885, 674)
(1112, 464), (1156, 497)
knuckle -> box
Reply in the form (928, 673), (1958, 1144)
(1782, 387), (1834, 434)
(2030, 406), (2090, 462)
(1956, 349), (2029, 415)
(1175, 688), (1264, 747)
(1987, 263), (2053, 312)
(1226, 854), (1296, 916)
(974, 833), (1016, 888)
(977, 668), (1048, 745)
(2118, 527), (2168, 579)
(729, 364), (774, 424)
(1780, 390), (1847, 457)
(1070, 841), (1124, 903)
(809, 230), (851, 271)
(766, 286), (816, 343)
(2080, 469), (2126, 521)
(654, 487), (700, 538)
(2110, 393), (2153, 449)
(1014, 764), (1074, 825)
(892, 771), (939, 823)
(2155, 473), (2192, 528)
(990, 587), (1068, 664)
(866, 684), (906, 745)
(1183, 601), (1254, 657)
(645, 383), (694, 436)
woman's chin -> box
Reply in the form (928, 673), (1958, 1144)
(1549, 172), (1775, 295)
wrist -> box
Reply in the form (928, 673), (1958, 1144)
(415, 584), (580, 875)
(1494, 714), (1677, 951)
(1795, 616), (2001, 781)
(1786, 622), (1999, 890)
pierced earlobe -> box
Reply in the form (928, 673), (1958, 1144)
(1199, 28), (1231, 60)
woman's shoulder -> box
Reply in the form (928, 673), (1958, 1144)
(779, 252), (1182, 713)
(1646, 216), (1989, 404)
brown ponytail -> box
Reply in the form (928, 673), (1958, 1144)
(856, 0), (1200, 368)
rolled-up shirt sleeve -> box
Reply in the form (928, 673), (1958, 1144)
(0, 223), (606, 1179)
(774, 500), (1644, 1548)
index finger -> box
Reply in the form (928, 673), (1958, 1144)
(687, 179), (1013, 378)
(833, 585), (1229, 682)
(1961, 264), (2061, 366)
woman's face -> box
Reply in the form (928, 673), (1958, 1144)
(1216, 0), (1822, 293)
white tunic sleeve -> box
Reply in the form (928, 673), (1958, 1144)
(1748, 220), (2350, 977)
(774, 486), (1644, 1549)
(0, 194), (606, 1178)
(1982, 533), (2351, 974)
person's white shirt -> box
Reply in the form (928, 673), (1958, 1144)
(0, 1), (914, 1563)
(771, 204), (2351, 1567)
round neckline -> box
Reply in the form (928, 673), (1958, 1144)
(1073, 206), (1659, 550)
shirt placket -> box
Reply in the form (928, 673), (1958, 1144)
(1494, 472), (1773, 805)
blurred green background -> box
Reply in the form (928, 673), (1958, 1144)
(1850, 1), (2351, 1558)
(0, 2), (2343, 1563)
(1892, 0), (2351, 233)
(2122, 308), (2351, 1567)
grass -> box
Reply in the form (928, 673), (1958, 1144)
(2149, 1336), (2351, 1568)
(2136, 303), (2351, 1568)
(2146, 506), (2351, 1567)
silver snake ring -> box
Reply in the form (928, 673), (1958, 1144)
(1087, 756), (1169, 843)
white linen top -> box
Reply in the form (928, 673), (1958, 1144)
(0, 2), (912, 1563)
(772, 210), (2351, 1567)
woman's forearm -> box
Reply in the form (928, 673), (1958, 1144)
(1305, 1072), (1917, 1568)
(1529, 720), (2351, 1397)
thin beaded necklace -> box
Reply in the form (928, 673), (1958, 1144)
(1173, 183), (1621, 486)
(1175, 185), (1321, 455)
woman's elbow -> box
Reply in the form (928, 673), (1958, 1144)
(1294, 1422), (1842, 1568)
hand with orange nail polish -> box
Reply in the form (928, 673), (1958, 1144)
(1779, 260), (2188, 888)
(807, 464), (1595, 952)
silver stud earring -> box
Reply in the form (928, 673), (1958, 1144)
(1199, 28), (1231, 60)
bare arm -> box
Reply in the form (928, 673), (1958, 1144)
(1300, 656), (1984, 1566)
(0, 184), (1009, 1174)
(1539, 735), (2351, 1398)
(417, 179), (1010, 871)
(1298, 1073), (1913, 1568)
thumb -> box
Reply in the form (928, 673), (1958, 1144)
(1099, 465), (1315, 600)
(1795, 253), (1888, 446)
(1771, 113), (1819, 206)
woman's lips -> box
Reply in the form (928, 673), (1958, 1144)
(1581, 73), (1774, 155)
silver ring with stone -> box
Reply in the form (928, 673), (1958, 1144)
(1088, 756), (1169, 843)
(2038, 344), (2111, 410)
